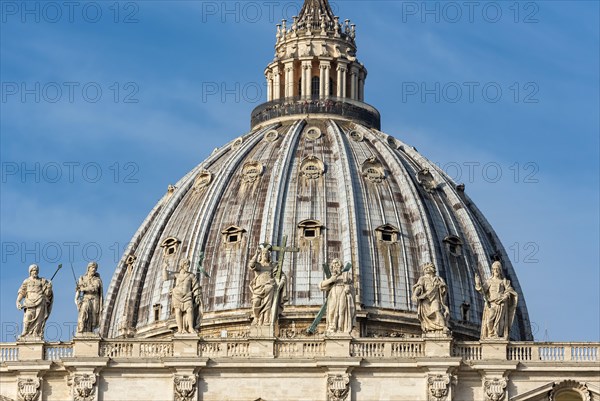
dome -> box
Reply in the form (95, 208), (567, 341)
(100, 0), (532, 341)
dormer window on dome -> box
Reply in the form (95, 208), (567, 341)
(375, 224), (400, 243)
(222, 226), (246, 244)
(298, 219), (324, 240)
(444, 235), (463, 257)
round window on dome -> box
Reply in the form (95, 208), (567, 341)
(305, 127), (322, 140)
(264, 130), (280, 142)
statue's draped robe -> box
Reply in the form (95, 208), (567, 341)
(19, 277), (53, 336)
(77, 273), (103, 333)
(320, 271), (355, 334)
(249, 261), (287, 325)
(412, 275), (449, 332)
(479, 277), (518, 339)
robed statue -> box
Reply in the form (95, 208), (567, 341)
(75, 262), (103, 335)
(412, 262), (450, 334)
(319, 259), (356, 335)
(16, 264), (54, 338)
(248, 244), (287, 326)
(475, 261), (518, 340)
(164, 259), (202, 334)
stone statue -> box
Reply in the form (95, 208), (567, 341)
(411, 262), (450, 334)
(16, 264), (54, 339)
(248, 244), (287, 326)
(164, 259), (202, 334)
(319, 259), (355, 334)
(75, 262), (103, 335)
(475, 261), (518, 340)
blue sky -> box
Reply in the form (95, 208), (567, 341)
(1, 1), (598, 342)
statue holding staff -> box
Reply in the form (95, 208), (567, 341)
(16, 264), (54, 339)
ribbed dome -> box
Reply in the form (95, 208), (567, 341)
(101, 118), (532, 340)
(101, 0), (531, 341)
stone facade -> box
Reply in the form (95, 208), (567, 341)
(0, 338), (598, 400)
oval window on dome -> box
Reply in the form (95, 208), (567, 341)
(305, 127), (322, 140)
(264, 130), (280, 142)
(231, 137), (244, 149)
(160, 237), (181, 257)
(349, 130), (363, 142)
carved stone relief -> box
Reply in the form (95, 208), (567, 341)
(240, 161), (264, 195)
(68, 373), (98, 401)
(241, 161), (264, 184)
(300, 155), (325, 180)
(361, 157), (385, 184)
(483, 377), (508, 401)
(174, 375), (197, 401)
(327, 374), (350, 401)
(427, 374), (454, 401)
(17, 378), (40, 401)
(417, 168), (437, 192)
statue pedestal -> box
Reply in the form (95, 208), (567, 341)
(423, 332), (452, 358)
(16, 337), (44, 360)
(481, 339), (509, 360)
(248, 325), (275, 358)
(325, 335), (352, 358)
(73, 334), (101, 357)
(248, 325), (274, 338)
(173, 333), (200, 357)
